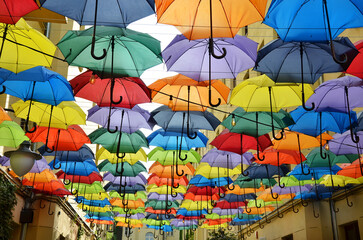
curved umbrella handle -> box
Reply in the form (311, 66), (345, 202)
(48, 202), (54, 216)
(24, 98), (38, 133)
(175, 162), (185, 177)
(312, 201), (320, 218)
(177, 134), (187, 161)
(186, 86), (198, 139)
(39, 199), (46, 209)
(0, 86), (6, 94)
(90, 0), (107, 60)
(209, 38), (227, 60)
(258, 220), (264, 229)
(44, 105), (55, 151)
(292, 202), (299, 213)
(299, 43), (314, 111)
(107, 104), (118, 133)
(227, 225), (233, 231)
(255, 201), (262, 209)
(268, 87), (284, 139)
(110, 78), (123, 105)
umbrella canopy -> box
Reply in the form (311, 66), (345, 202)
(26, 125), (90, 151)
(272, 131), (332, 150)
(189, 175), (232, 187)
(150, 105), (220, 132)
(12, 100), (86, 129)
(289, 106), (356, 136)
(329, 131), (363, 155)
(51, 159), (98, 176)
(148, 147), (200, 165)
(57, 171), (102, 184)
(195, 163), (241, 178)
(0, 121), (29, 147)
(145, 200), (179, 210)
(306, 76), (363, 112)
(162, 34), (258, 81)
(149, 74), (230, 111)
(39, 144), (95, 162)
(305, 148), (358, 168)
(149, 162), (195, 178)
(254, 147), (306, 166)
(89, 129), (148, 153)
(104, 172), (147, 186)
(201, 149), (254, 168)
(0, 67), (74, 106)
(147, 192), (184, 201)
(210, 129), (272, 155)
(96, 147), (147, 164)
(244, 164), (290, 179)
(0, 19), (56, 72)
(0, 0), (39, 24)
(147, 129), (208, 150)
(338, 162), (363, 178)
(58, 27), (162, 77)
(155, 0), (267, 40)
(255, 38), (358, 83)
(147, 174), (189, 187)
(98, 160), (147, 177)
(346, 40), (363, 78)
(87, 105), (151, 133)
(230, 75), (313, 112)
(0, 106), (11, 123)
(222, 107), (294, 136)
(263, 0), (363, 42)
(70, 71), (150, 108)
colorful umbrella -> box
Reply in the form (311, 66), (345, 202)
(346, 40), (363, 78)
(0, 0), (39, 24)
(0, 121), (29, 147)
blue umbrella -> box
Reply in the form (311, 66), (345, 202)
(39, 144), (94, 162)
(85, 215), (114, 221)
(49, 159), (98, 176)
(0, 67), (74, 105)
(147, 225), (173, 232)
(264, 0), (363, 42)
(289, 106), (357, 136)
(244, 164), (289, 179)
(224, 194), (256, 202)
(189, 175), (232, 187)
(103, 182), (146, 193)
(255, 38), (358, 84)
(289, 164), (341, 180)
(147, 129), (208, 151)
(75, 197), (111, 207)
(177, 208), (207, 217)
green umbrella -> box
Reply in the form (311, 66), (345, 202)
(305, 148), (358, 168)
(97, 160), (146, 177)
(143, 219), (170, 226)
(222, 107), (294, 136)
(280, 175), (321, 187)
(205, 213), (234, 220)
(57, 26), (162, 77)
(173, 226), (198, 230)
(0, 121), (29, 148)
(235, 213), (260, 219)
(247, 199), (282, 208)
(112, 207), (145, 214)
(109, 191), (146, 200)
(89, 129), (148, 154)
(148, 147), (201, 165)
(234, 175), (277, 188)
(145, 200), (179, 210)
(66, 182), (105, 194)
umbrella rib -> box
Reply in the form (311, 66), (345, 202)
(116, 39), (141, 77)
(189, 0), (203, 40)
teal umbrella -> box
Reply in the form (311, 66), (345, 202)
(222, 107), (294, 136)
(89, 128), (148, 154)
(57, 26), (162, 78)
(145, 200), (179, 210)
(97, 160), (147, 177)
(305, 148), (358, 168)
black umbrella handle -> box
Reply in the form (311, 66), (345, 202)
(255, 113), (265, 161)
(322, 0), (347, 64)
(90, 0), (107, 60)
(268, 87), (284, 139)
(345, 86), (360, 143)
(107, 104), (118, 133)
(187, 86), (197, 139)
(300, 43), (315, 111)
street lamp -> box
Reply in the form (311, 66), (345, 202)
(5, 141), (42, 176)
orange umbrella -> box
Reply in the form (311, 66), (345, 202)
(22, 179), (71, 196)
(117, 222), (143, 228)
(0, 107), (11, 123)
(155, 0), (267, 40)
(337, 160), (362, 178)
(149, 162), (195, 178)
(272, 131), (332, 150)
(22, 169), (57, 183)
(110, 199), (145, 209)
(244, 206), (274, 215)
(225, 185), (264, 195)
(257, 189), (295, 202)
(204, 219), (230, 226)
(146, 207), (177, 215)
(147, 174), (189, 187)
(184, 192), (220, 201)
(148, 74), (229, 111)
(254, 147), (307, 166)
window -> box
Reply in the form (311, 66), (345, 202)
(145, 232), (154, 240)
(282, 234), (293, 240)
(342, 221), (360, 240)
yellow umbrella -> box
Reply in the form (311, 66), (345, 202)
(195, 162), (241, 178)
(0, 19), (56, 73)
(115, 218), (143, 225)
(230, 75), (313, 112)
(147, 184), (187, 194)
(201, 223), (228, 229)
(12, 100), (86, 129)
(179, 199), (213, 211)
(96, 147), (147, 164)
(77, 204), (110, 213)
(78, 192), (109, 200)
(257, 189), (294, 202)
(320, 175), (361, 187)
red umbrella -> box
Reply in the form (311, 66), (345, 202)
(56, 171), (103, 184)
(23, 179), (71, 196)
(26, 125), (90, 151)
(0, 0), (39, 24)
(254, 147), (306, 166)
(184, 192), (219, 201)
(187, 186), (226, 196)
(176, 215), (204, 220)
(70, 70), (150, 108)
(214, 200), (246, 209)
(346, 40), (363, 78)
(337, 160), (362, 178)
(145, 208), (177, 215)
(210, 129), (272, 155)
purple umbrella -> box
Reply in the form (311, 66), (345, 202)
(116, 213), (145, 220)
(212, 208), (244, 215)
(272, 185), (313, 195)
(87, 105), (152, 134)
(329, 131), (363, 155)
(162, 34), (258, 82)
(103, 172), (147, 186)
(147, 192), (184, 201)
(201, 149), (254, 168)
(306, 76), (363, 143)
(171, 219), (198, 227)
(0, 156), (9, 166)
